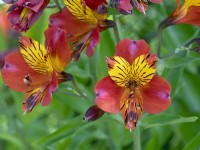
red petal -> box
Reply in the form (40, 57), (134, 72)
(95, 76), (124, 113)
(115, 39), (150, 64)
(1, 51), (51, 92)
(177, 6), (200, 26)
(139, 75), (171, 114)
(86, 28), (100, 57)
(45, 27), (71, 72)
(49, 8), (94, 36)
(42, 71), (58, 106)
(85, 0), (107, 10)
(149, 0), (162, 3)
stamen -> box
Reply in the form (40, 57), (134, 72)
(23, 74), (32, 86)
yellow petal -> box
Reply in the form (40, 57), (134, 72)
(64, 0), (97, 25)
(107, 56), (131, 87)
(19, 37), (53, 75)
(132, 54), (156, 86)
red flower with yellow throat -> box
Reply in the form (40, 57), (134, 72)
(95, 39), (171, 130)
(1, 27), (72, 113)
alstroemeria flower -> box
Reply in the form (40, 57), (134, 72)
(95, 39), (171, 130)
(4, 0), (49, 32)
(110, 0), (162, 14)
(1, 27), (71, 113)
(49, 0), (114, 60)
(160, 0), (200, 28)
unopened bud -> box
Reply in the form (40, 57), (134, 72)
(83, 105), (104, 121)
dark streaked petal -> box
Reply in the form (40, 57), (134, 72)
(1, 51), (51, 92)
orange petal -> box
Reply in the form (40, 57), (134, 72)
(95, 76), (124, 113)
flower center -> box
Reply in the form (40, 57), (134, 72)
(106, 54), (157, 130)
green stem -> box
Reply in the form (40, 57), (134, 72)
(157, 25), (163, 59)
(113, 15), (120, 43)
(133, 127), (141, 150)
(54, 0), (62, 10)
(46, 4), (57, 8)
(71, 78), (90, 101)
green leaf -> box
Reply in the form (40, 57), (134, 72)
(163, 51), (200, 68)
(183, 133), (200, 150)
(140, 114), (198, 129)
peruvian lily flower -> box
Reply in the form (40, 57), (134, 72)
(95, 39), (171, 130)
(49, 0), (114, 60)
(4, 0), (50, 32)
(110, 0), (162, 14)
(1, 27), (71, 113)
(159, 0), (200, 29)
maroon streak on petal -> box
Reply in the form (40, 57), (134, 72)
(95, 76), (124, 113)
(1, 51), (51, 92)
(115, 39), (150, 64)
(140, 75), (171, 114)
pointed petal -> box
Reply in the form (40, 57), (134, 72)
(95, 76), (124, 113)
(106, 56), (131, 87)
(115, 39), (150, 64)
(86, 28), (100, 57)
(19, 36), (53, 75)
(177, 6), (200, 26)
(1, 51), (51, 92)
(42, 71), (58, 106)
(45, 27), (71, 72)
(63, 0), (97, 25)
(140, 75), (171, 114)
(49, 8), (94, 35)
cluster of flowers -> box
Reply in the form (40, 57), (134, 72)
(1, 0), (200, 130)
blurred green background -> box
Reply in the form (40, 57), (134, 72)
(0, 0), (200, 150)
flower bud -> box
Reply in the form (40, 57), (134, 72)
(84, 105), (104, 121)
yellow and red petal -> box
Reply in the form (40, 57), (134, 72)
(139, 75), (171, 114)
(49, 7), (94, 37)
(1, 51), (51, 92)
(132, 54), (156, 86)
(177, 6), (200, 26)
(95, 76), (124, 113)
(23, 71), (58, 112)
(45, 27), (71, 73)
(114, 38), (150, 64)
(106, 56), (131, 87)
(63, 0), (98, 25)
(19, 36), (53, 75)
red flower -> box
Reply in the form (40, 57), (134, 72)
(160, 0), (200, 28)
(5, 0), (49, 32)
(1, 27), (71, 113)
(95, 39), (171, 130)
(111, 0), (162, 14)
(49, 0), (114, 60)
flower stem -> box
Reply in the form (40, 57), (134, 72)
(133, 127), (141, 150)
(46, 4), (57, 8)
(54, 0), (62, 10)
(113, 15), (120, 43)
(71, 77), (90, 101)
(157, 25), (163, 59)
